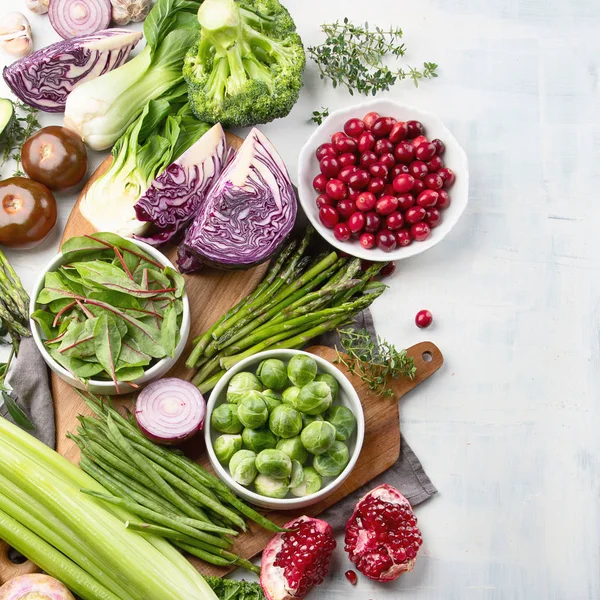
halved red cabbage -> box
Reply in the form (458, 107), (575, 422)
(179, 128), (297, 270)
(134, 123), (227, 246)
(2, 29), (142, 112)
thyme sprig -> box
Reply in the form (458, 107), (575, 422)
(1, 101), (40, 177)
(311, 107), (330, 125)
(335, 328), (416, 398)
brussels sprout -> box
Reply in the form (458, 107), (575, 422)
(293, 382), (332, 416)
(237, 391), (269, 429)
(242, 427), (278, 453)
(213, 434), (242, 465)
(211, 403), (243, 434)
(256, 358), (289, 390)
(290, 466), (322, 497)
(302, 414), (324, 428)
(269, 405), (302, 439)
(300, 421), (336, 455)
(287, 354), (318, 387)
(325, 405), (357, 441)
(229, 450), (258, 486)
(313, 441), (350, 477)
(281, 386), (300, 405)
(262, 389), (283, 413)
(255, 449), (292, 479)
(276, 436), (309, 465)
(226, 372), (262, 404)
(254, 474), (289, 499)
(289, 460), (305, 488)
(315, 373), (339, 401)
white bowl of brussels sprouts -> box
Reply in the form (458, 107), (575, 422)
(205, 349), (365, 510)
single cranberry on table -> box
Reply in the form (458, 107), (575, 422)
(364, 211), (382, 232)
(363, 111), (380, 130)
(334, 222), (352, 241)
(348, 211), (366, 233)
(405, 206), (426, 224)
(367, 178), (386, 196)
(389, 121), (408, 143)
(415, 142), (437, 162)
(313, 173), (327, 193)
(344, 118), (365, 138)
(426, 207), (442, 228)
(380, 261), (396, 277)
(411, 135), (429, 147)
(412, 178), (426, 194)
(391, 164), (410, 178)
(427, 155), (443, 172)
(437, 189), (451, 209)
(337, 199), (356, 219)
(374, 138), (393, 155)
(424, 173), (443, 190)
(410, 221), (431, 241)
(406, 120), (425, 138)
(325, 178), (347, 200)
(376, 195), (399, 215)
(319, 206), (339, 228)
(316, 143), (337, 161)
(396, 229), (412, 247)
(372, 116), (395, 138)
(409, 161), (429, 180)
(359, 232), (376, 249)
(376, 229), (397, 252)
(320, 156), (341, 178)
(359, 151), (378, 168)
(438, 167), (456, 188)
(356, 191), (377, 212)
(432, 139), (445, 155)
(338, 165), (356, 183)
(348, 169), (370, 190)
(369, 162), (388, 179)
(339, 152), (357, 167)
(316, 193), (334, 208)
(392, 173), (415, 193)
(394, 141), (415, 164)
(335, 136), (358, 154)
(379, 153), (395, 169)
(385, 211), (404, 230)
(397, 193), (415, 211)
(416, 189), (439, 208)
(415, 309), (433, 328)
(357, 131), (376, 153)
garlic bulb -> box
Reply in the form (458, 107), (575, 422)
(110, 0), (152, 25)
(25, 0), (49, 15)
(0, 13), (33, 58)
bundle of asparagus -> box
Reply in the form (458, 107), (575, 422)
(0, 250), (30, 342)
(187, 227), (389, 393)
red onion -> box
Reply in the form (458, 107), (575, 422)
(135, 378), (206, 445)
(49, 0), (111, 40)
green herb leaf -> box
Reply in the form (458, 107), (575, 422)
(94, 313), (123, 387)
(311, 107), (329, 125)
(2, 390), (35, 430)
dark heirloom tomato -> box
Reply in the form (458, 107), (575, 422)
(0, 178), (57, 248)
(22, 126), (87, 191)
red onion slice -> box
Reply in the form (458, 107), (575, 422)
(135, 378), (206, 445)
(49, 0), (111, 40)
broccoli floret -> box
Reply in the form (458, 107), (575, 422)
(183, 0), (305, 127)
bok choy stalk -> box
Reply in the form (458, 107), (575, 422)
(64, 0), (201, 150)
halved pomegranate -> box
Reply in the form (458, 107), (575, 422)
(345, 484), (422, 581)
(260, 515), (336, 600)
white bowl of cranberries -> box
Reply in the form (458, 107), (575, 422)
(298, 99), (469, 261)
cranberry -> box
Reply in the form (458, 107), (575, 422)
(426, 207), (442, 228)
(415, 309), (433, 328)
(357, 131), (376, 153)
(389, 121), (408, 143)
(363, 112), (380, 130)
(412, 179), (426, 194)
(374, 138), (393, 155)
(367, 178), (386, 196)
(326, 179), (347, 200)
(376, 195), (399, 215)
(334, 222), (351, 241)
(376, 229), (397, 252)
(415, 142), (437, 162)
(424, 173), (443, 190)
(410, 221), (431, 241)
(392, 173), (415, 193)
(372, 116), (395, 138)
(385, 211), (404, 230)
(405, 206), (426, 224)
(356, 191), (377, 212)
(379, 153), (395, 169)
(397, 193), (415, 211)
(396, 229), (412, 246)
(380, 262), (396, 277)
(335, 136), (358, 154)
(406, 120), (425, 138)
(394, 142), (414, 164)
(432, 139), (445, 155)
(384, 183), (396, 196)
(320, 156), (340, 178)
(313, 173), (327, 193)
(331, 131), (347, 144)
(316, 193), (334, 208)
(338, 152), (357, 167)
(391, 164), (410, 178)
(412, 135), (428, 147)
(359, 232), (376, 249)
(369, 163), (388, 179)
(348, 186), (361, 201)
(359, 151), (378, 168)
(337, 199), (356, 219)
(437, 189), (451, 209)
(344, 118), (366, 138)
(348, 211), (366, 233)
(338, 165), (356, 183)
(364, 211), (381, 232)
(409, 161), (429, 180)
(416, 190), (439, 208)
(348, 169), (370, 190)
(345, 570), (358, 585)
(427, 155), (443, 172)
(438, 167), (455, 188)
(319, 206), (339, 228)
(316, 143), (337, 161)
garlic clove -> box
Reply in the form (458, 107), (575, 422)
(0, 12), (33, 58)
(25, 0), (49, 15)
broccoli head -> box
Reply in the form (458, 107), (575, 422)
(183, 0), (305, 127)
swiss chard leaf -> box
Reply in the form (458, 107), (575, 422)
(119, 339), (152, 367)
(161, 303), (179, 358)
(58, 319), (97, 358)
(114, 366), (145, 381)
(87, 291), (142, 310)
(94, 313), (122, 386)
(165, 266), (185, 298)
(37, 271), (79, 304)
(31, 309), (57, 339)
(126, 317), (166, 359)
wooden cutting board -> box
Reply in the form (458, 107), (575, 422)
(0, 132), (444, 585)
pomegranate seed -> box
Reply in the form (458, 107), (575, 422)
(316, 194), (334, 209)
(359, 151), (378, 168)
(424, 173), (443, 190)
(394, 142), (414, 164)
(334, 222), (351, 241)
(337, 199), (356, 220)
(319, 206), (339, 229)
(389, 121), (408, 143)
(320, 156), (341, 178)
(410, 222), (431, 241)
(432, 139), (445, 155)
(416, 189), (439, 208)
(313, 174), (327, 193)
(385, 211), (404, 230)
(326, 179), (347, 201)
(367, 178), (386, 196)
(363, 112), (380, 130)
(356, 192), (377, 212)
(344, 118), (366, 138)
(348, 169), (370, 190)
(396, 229), (412, 246)
(415, 309), (433, 328)
(364, 212), (381, 232)
(316, 143), (337, 161)
(438, 167), (456, 188)
(415, 142), (437, 161)
(412, 179), (426, 195)
(335, 136), (358, 154)
(411, 135), (429, 147)
(397, 193), (415, 211)
(348, 211), (366, 233)
(409, 161), (429, 180)
(406, 120), (425, 138)
(405, 206), (426, 224)
(374, 138), (394, 155)
(437, 189), (451, 209)
(372, 116), (395, 138)
(380, 262), (396, 277)
(360, 232), (376, 249)
(426, 207), (442, 228)
(338, 165), (357, 183)
(345, 570), (358, 585)
(392, 173), (415, 193)
(376, 229), (397, 252)
(379, 153), (395, 168)
(357, 131), (376, 153)
(338, 152), (358, 167)
(427, 155), (443, 172)
(376, 195), (399, 216)
(369, 163), (388, 179)
(391, 164), (410, 178)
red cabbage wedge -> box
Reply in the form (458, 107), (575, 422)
(134, 123), (227, 246)
(179, 128), (297, 271)
(2, 29), (142, 112)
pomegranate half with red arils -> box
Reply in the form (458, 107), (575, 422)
(345, 484), (423, 581)
(260, 516), (336, 600)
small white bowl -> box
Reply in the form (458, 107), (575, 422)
(30, 238), (190, 396)
(298, 99), (469, 261)
(205, 349), (365, 510)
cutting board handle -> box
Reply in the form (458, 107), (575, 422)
(0, 541), (40, 585)
(390, 341), (444, 398)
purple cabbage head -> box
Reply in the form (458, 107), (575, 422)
(179, 128), (297, 271)
(3, 29), (142, 112)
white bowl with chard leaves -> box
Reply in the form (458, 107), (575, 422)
(205, 349), (365, 510)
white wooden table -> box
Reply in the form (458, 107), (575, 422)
(2, 0), (599, 597)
